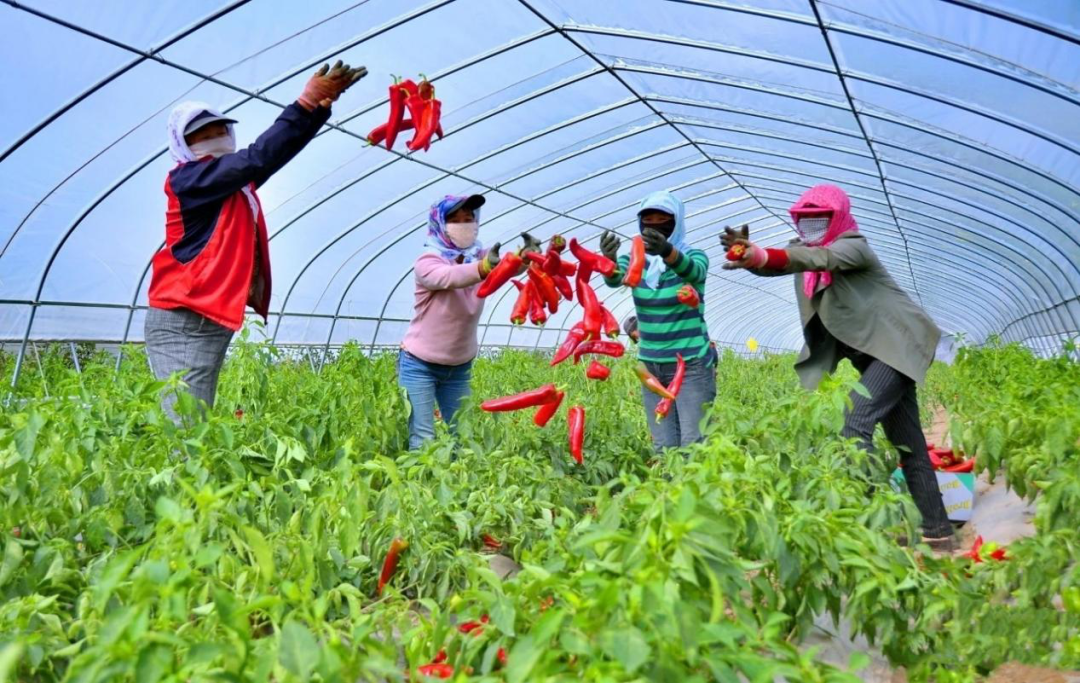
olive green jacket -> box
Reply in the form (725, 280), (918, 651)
(752, 233), (940, 390)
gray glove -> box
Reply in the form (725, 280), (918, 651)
(519, 231), (542, 256)
(600, 231), (620, 262)
(481, 242), (501, 276)
(720, 224), (750, 251)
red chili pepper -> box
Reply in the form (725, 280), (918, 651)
(989, 547), (1008, 561)
(567, 405), (585, 465)
(524, 251), (546, 267)
(408, 98), (441, 152)
(943, 459), (974, 473)
(377, 537), (408, 594)
(533, 390), (565, 426)
(417, 77), (434, 99)
(635, 364), (676, 400)
(601, 306), (619, 338)
(368, 118), (414, 146)
(586, 361), (611, 381)
(623, 235), (646, 287)
(527, 281), (548, 326)
(966, 536), (984, 563)
(654, 354), (685, 421)
(433, 650), (448, 664)
(573, 340), (625, 364)
(481, 383), (559, 412)
(417, 663), (455, 678)
(551, 324), (586, 366)
(482, 533), (503, 549)
(677, 285), (700, 309)
(476, 252), (523, 298)
(726, 243), (747, 261)
(552, 273), (574, 300)
(383, 80), (410, 150)
(234, 408), (244, 420)
(549, 234), (566, 254)
(569, 238), (616, 277)
(528, 264), (560, 313)
(576, 277), (604, 339)
(509, 280), (531, 325)
(497, 648), (508, 667)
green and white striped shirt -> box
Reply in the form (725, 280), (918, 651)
(604, 249), (710, 364)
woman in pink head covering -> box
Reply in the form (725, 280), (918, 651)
(721, 184), (955, 551)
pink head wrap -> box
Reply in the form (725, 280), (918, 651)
(789, 184), (859, 298)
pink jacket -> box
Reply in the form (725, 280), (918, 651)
(401, 252), (486, 366)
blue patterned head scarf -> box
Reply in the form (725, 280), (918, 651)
(424, 195), (484, 263)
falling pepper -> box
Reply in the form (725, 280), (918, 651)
(552, 273), (574, 300)
(585, 361), (611, 381)
(567, 405), (585, 464)
(573, 340), (625, 364)
(509, 280), (531, 325)
(636, 364), (676, 400)
(654, 353), (685, 421)
(676, 285), (700, 309)
(533, 390), (565, 426)
(569, 238), (616, 277)
(549, 234), (567, 254)
(551, 323), (586, 366)
(481, 383), (560, 412)
(623, 235), (646, 287)
(477, 252), (524, 298)
(377, 537), (409, 594)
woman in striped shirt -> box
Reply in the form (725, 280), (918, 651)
(601, 190), (716, 450)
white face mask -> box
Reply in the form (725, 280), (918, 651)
(446, 221), (479, 249)
(189, 135), (236, 159)
(796, 216), (830, 244)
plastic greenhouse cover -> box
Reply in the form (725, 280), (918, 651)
(1, 0), (1077, 358)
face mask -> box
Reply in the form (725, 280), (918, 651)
(446, 221), (479, 249)
(189, 135), (236, 159)
(639, 217), (676, 238)
(796, 216), (831, 244)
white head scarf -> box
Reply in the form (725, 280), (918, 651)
(167, 101), (236, 163)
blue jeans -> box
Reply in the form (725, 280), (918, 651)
(397, 350), (473, 450)
(641, 354), (717, 451)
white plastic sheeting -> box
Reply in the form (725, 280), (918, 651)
(1, 0), (1078, 361)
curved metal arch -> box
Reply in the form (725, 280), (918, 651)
(580, 12), (1080, 108)
(314, 145), (720, 353)
(701, 146), (1080, 316)
(650, 94), (1080, 226)
(276, 119), (683, 344)
(268, 96), (646, 340)
(935, 0), (1080, 48)
(603, 35), (1080, 160)
(516, 0), (793, 230)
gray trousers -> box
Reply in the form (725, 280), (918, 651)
(144, 307), (233, 423)
(841, 354), (953, 538)
(641, 354), (717, 450)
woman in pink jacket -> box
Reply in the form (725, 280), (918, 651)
(399, 194), (537, 449)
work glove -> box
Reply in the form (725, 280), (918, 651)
(721, 238), (768, 270)
(600, 231), (620, 262)
(299, 60), (368, 109)
(518, 231), (542, 256)
(641, 227), (673, 258)
(479, 242), (501, 277)
(720, 224), (750, 251)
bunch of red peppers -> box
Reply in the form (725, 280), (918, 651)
(922, 443), (976, 473)
(368, 75), (443, 153)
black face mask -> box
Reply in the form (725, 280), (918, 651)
(639, 217), (676, 238)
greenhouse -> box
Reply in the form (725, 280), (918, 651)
(1, 0), (1078, 681)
